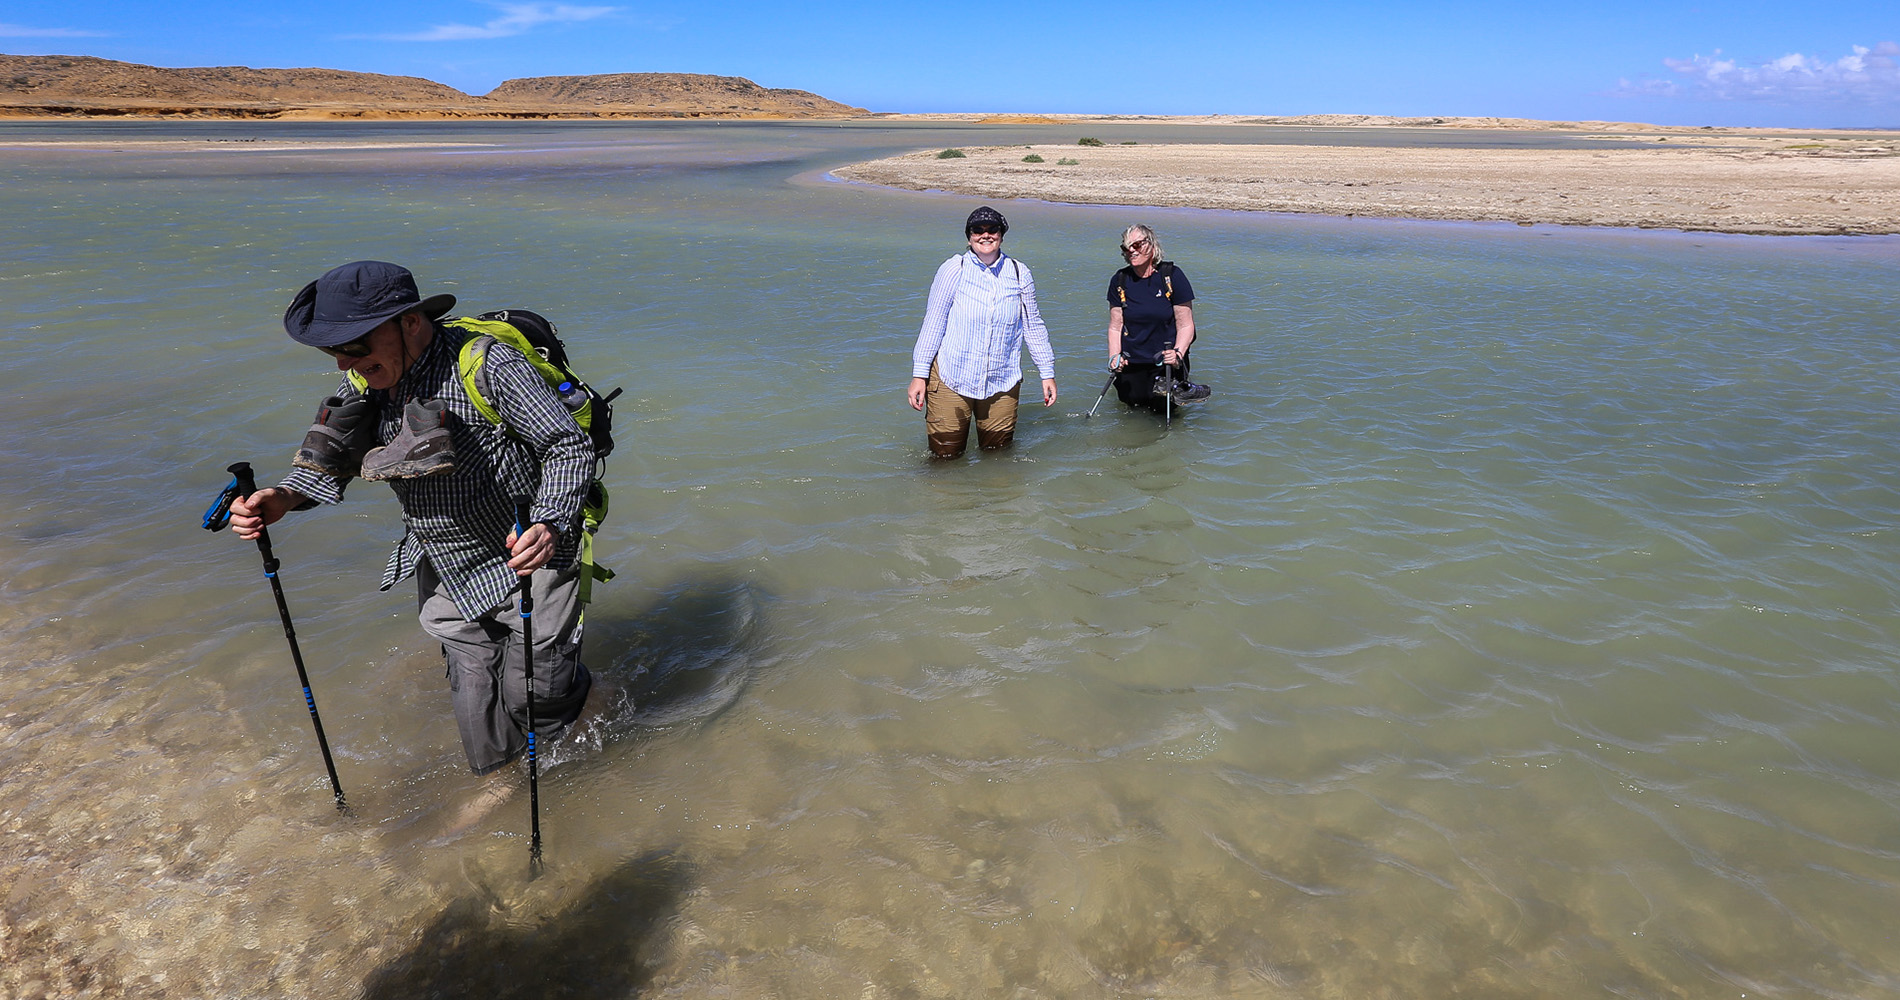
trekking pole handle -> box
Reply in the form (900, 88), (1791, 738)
(512, 497), (536, 592)
(230, 461), (258, 497)
(227, 462), (281, 573)
(202, 468), (244, 532)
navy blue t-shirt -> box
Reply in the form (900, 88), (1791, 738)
(1108, 263), (1195, 364)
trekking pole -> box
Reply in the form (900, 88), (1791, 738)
(1084, 371), (1116, 418)
(203, 462), (347, 812)
(512, 497), (545, 871)
(1164, 362), (1174, 426)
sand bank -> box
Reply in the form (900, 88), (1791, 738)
(834, 135), (1900, 235)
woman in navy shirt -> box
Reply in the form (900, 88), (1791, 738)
(1106, 224), (1208, 411)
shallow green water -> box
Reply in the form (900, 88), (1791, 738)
(3, 120), (1898, 999)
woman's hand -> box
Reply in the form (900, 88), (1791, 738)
(1167, 304), (1195, 366)
(907, 376), (928, 411)
(1041, 378), (1058, 407)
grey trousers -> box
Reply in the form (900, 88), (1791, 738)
(417, 558), (592, 775)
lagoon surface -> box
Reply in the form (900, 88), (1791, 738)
(4, 120), (1899, 999)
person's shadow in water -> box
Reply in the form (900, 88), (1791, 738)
(367, 573), (772, 996)
(582, 572), (774, 739)
(359, 850), (693, 1000)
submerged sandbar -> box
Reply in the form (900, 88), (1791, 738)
(834, 131), (1900, 236)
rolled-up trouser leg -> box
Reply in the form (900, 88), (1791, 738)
(418, 557), (592, 775)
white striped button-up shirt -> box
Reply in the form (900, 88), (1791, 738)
(911, 251), (1056, 399)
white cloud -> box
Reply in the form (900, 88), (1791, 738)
(1621, 41), (1900, 104)
(378, 3), (618, 43)
(0, 23), (107, 37)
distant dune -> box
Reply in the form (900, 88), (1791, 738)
(0, 54), (867, 120)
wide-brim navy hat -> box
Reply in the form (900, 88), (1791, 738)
(283, 260), (456, 348)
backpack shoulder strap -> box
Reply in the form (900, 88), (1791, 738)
(455, 333), (504, 428)
(1010, 257), (1030, 324)
(443, 315), (549, 430)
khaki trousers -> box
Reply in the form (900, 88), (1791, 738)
(924, 361), (1021, 458)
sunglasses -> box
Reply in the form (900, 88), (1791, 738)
(1119, 238), (1152, 255)
(318, 334), (375, 359)
(969, 224), (1004, 236)
(317, 315), (403, 359)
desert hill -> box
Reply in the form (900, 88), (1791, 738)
(0, 54), (867, 119)
(488, 72), (858, 115)
(1, 54), (471, 106)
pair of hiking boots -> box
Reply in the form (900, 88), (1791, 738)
(291, 395), (457, 481)
(1156, 375), (1211, 403)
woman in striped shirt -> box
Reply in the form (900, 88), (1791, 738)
(907, 206), (1058, 459)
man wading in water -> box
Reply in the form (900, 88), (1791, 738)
(228, 261), (601, 832)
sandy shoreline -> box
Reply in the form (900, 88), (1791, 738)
(7, 106), (1896, 235)
(834, 133), (1900, 236)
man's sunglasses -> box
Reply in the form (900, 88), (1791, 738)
(1119, 238), (1152, 255)
(317, 315), (404, 358)
(318, 335), (375, 359)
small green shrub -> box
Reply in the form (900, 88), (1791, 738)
(937, 148), (966, 159)
(1057, 157), (1079, 165)
(1077, 137), (1105, 147)
(1121, 140), (1138, 145)
(1022, 153), (1045, 163)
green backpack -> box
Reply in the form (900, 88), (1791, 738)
(347, 309), (622, 601)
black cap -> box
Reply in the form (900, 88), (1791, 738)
(282, 260), (456, 348)
(965, 206), (1008, 235)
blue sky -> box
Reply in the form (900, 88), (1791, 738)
(3, 1), (1896, 127)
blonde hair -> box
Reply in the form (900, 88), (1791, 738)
(1120, 224), (1160, 259)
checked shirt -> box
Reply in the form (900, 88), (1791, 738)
(279, 322), (594, 621)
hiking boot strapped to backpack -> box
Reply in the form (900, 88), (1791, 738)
(292, 394), (380, 479)
(360, 399), (457, 481)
